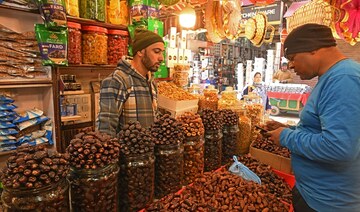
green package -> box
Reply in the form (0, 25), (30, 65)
(38, 0), (67, 29)
(35, 24), (68, 66)
(80, 0), (106, 22)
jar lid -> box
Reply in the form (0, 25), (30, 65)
(67, 21), (81, 29)
(108, 29), (129, 36)
(82, 26), (108, 33)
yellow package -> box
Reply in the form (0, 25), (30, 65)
(65, 0), (79, 17)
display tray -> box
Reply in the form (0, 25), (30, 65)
(158, 105), (198, 118)
(250, 145), (292, 174)
(158, 95), (199, 111)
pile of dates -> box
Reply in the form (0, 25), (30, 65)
(252, 136), (291, 158)
(146, 168), (289, 211)
(66, 130), (121, 212)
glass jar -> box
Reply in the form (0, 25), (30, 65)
(199, 85), (218, 111)
(1, 178), (70, 211)
(204, 129), (223, 172)
(183, 135), (204, 185)
(107, 0), (129, 25)
(68, 163), (119, 212)
(65, 0), (79, 17)
(119, 152), (155, 212)
(218, 86), (241, 111)
(222, 124), (240, 165)
(67, 21), (82, 64)
(82, 26), (108, 65)
(238, 107), (252, 154)
(108, 29), (129, 65)
(243, 93), (264, 129)
(154, 143), (184, 199)
(80, 0), (106, 22)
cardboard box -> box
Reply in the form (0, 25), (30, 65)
(177, 48), (184, 64)
(147, 19), (163, 36)
(179, 30), (187, 49)
(169, 27), (177, 48)
(166, 47), (177, 68)
(158, 105), (198, 118)
(249, 145), (292, 174)
(158, 95), (198, 111)
(183, 49), (192, 64)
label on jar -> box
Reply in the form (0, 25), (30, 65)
(39, 1), (67, 29)
(35, 24), (68, 66)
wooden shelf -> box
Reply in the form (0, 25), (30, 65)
(0, 81), (53, 88)
(61, 115), (82, 122)
(0, 149), (16, 156)
(61, 90), (85, 95)
(0, 4), (38, 14)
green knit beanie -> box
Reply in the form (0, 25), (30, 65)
(132, 28), (164, 55)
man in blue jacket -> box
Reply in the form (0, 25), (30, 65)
(265, 24), (360, 211)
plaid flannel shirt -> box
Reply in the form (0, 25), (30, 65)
(96, 59), (158, 137)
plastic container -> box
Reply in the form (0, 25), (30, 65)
(1, 178), (70, 211)
(80, 0), (106, 22)
(107, 29), (129, 65)
(107, 0), (129, 25)
(82, 26), (108, 64)
(67, 21), (82, 64)
(183, 135), (204, 185)
(154, 143), (184, 199)
(65, 0), (79, 17)
(199, 85), (218, 111)
(222, 124), (240, 165)
(243, 93), (263, 130)
(238, 106), (252, 154)
(204, 129), (223, 172)
(119, 152), (155, 212)
(218, 87), (241, 111)
(68, 163), (119, 211)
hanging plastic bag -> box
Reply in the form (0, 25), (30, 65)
(228, 155), (261, 184)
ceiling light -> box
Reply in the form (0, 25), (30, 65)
(179, 5), (196, 28)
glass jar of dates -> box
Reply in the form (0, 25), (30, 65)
(222, 124), (240, 165)
(204, 129), (223, 172)
(108, 30), (128, 65)
(67, 21), (82, 64)
(183, 135), (204, 185)
(82, 26), (108, 65)
(1, 178), (70, 211)
(68, 163), (119, 212)
(119, 152), (155, 212)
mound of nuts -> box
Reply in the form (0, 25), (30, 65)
(252, 136), (291, 158)
(118, 120), (155, 156)
(146, 168), (289, 211)
(151, 114), (184, 145)
(200, 109), (223, 131)
(176, 112), (204, 137)
(237, 154), (293, 204)
(66, 130), (121, 169)
(158, 82), (197, 100)
(1, 144), (70, 189)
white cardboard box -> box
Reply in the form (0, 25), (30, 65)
(158, 105), (198, 118)
(183, 49), (192, 64)
(158, 95), (198, 111)
(178, 48), (184, 64)
(169, 27), (177, 48)
(179, 30), (187, 49)
(166, 47), (178, 68)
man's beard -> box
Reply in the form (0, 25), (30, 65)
(142, 53), (159, 73)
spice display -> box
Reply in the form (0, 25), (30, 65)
(38, 0), (67, 29)
(252, 136), (291, 158)
(35, 24), (68, 66)
(118, 121), (155, 212)
(237, 154), (292, 204)
(220, 109), (240, 165)
(201, 109), (223, 172)
(107, 0), (129, 25)
(82, 26), (108, 65)
(158, 82), (197, 100)
(218, 86), (241, 111)
(107, 30), (128, 65)
(65, 0), (79, 17)
(145, 167), (289, 211)
(67, 22), (82, 64)
(80, 0), (106, 22)
(150, 114), (184, 198)
(0, 144), (70, 211)
(199, 85), (218, 111)
(238, 106), (252, 154)
(66, 130), (121, 211)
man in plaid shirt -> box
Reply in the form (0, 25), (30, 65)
(96, 29), (165, 137)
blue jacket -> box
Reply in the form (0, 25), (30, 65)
(281, 59), (360, 211)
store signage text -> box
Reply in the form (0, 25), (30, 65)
(242, 2), (282, 24)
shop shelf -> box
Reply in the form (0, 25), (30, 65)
(61, 115), (82, 123)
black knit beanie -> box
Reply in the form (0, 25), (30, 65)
(132, 28), (164, 55)
(284, 24), (336, 58)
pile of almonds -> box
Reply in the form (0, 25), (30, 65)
(1, 144), (70, 189)
(66, 130), (120, 169)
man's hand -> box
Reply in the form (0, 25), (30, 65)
(265, 120), (288, 131)
(265, 127), (286, 146)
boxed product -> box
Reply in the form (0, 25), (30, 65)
(147, 19), (164, 36)
(166, 47), (178, 68)
(169, 27), (177, 48)
(147, 0), (160, 19)
(249, 145), (292, 174)
(129, 0), (148, 22)
(158, 95), (198, 111)
(154, 62), (168, 78)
